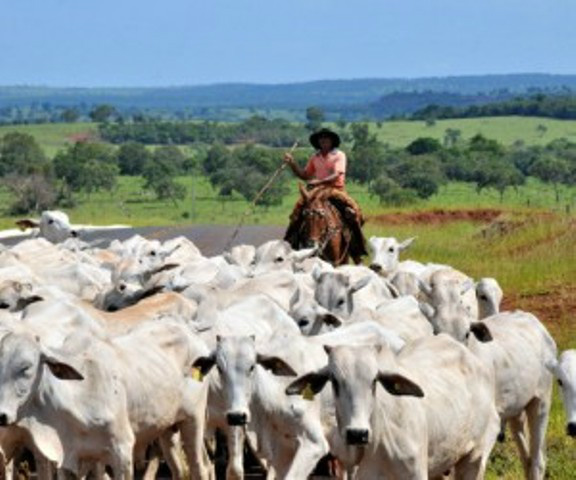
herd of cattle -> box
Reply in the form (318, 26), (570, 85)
(0, 209), (572, 479)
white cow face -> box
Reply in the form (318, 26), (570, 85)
(286, 345), (424, 446)
(192, 336), (296, 427)
(313, 270), (371, 318)
(40, 211), (78, 244)
(224, 245), (256, 276)
(0, 281), (42, 312)
(368, 237), (415, 276)
(249, 240), (317, 277)
(419, 270), (477, 342)
(288, 287), (342, 335)
(476, 278), (503, 319)
(0, 332), (83, 426)
(548, 351), (576, 437)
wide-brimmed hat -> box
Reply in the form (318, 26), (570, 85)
(309, 128), (341, 149)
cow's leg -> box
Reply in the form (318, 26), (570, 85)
(283, 424), (329, 480)
(180, 419), (211, 480)
(158, 431), (185, 480)
(110, 437), (134, 480)
(454, 452), (484, 480)
(525, 397), (550, 480)
(508, 413), (530, 478)
(141, 443), (160, 480)
(222, 427), (244, 480)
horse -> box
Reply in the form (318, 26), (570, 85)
(287, 185), (353, 266)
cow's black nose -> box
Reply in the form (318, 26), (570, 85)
(226, 412), (248, 426)
(369, 264), (382, 273)
(346, 428), (369, 445)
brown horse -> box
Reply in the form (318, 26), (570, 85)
(289, 185), (353, 266)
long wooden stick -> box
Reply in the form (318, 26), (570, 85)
(223, 141), (299, 251)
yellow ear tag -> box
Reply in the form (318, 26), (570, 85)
(302, 383), (315, 401)
(191, 367), (204, 382)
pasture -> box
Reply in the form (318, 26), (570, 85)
(366, 116), (576, 148)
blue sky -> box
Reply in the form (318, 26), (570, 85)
(1, 0), (574, 87)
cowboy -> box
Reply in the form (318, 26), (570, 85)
(283, 128), (367, 264)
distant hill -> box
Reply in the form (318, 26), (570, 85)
(2, 73), (576, 121)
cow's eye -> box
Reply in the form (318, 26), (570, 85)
(479, 294), (488, 301)
(388, 247), (395, 253)
(558, 379), (564, 388)
(249, 365), (256, 374)
(118, 283), (127, 292)
(150, 250), (157, 256)
(275, 257), (284, 263)
(298, 318), (309, 328)
(19, 365), (33, 377)
(48, 219), (54, 225)
(337, 298), (345, 307)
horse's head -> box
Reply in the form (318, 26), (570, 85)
(298, 185), (340, 252)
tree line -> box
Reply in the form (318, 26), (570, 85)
(2, 121), (576, 215)
(411, 94), (576, 121)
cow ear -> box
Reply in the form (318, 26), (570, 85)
(311, 265), (323, 282)
(460, 279), (475, 295)
(290, 247), (317, 263)
(545, 358), (559, 376)
(256, 354), (297, 377)
(16, 295), (44, 311)
(322, 313), (343, 328)
(289, 287), (301, 309)
(377, 372), (424, 398)
(384, 280), (400, 298)
(351, 275), (371, 294)
(399, 237), (416, 251)
(418, 279), (433, 297)
(469, 322), (493, 342)
(419, 302), (435, 320)
(43, 357), (84, 381)
(285, 371), (330, 396)
(192, 354), (216, 378)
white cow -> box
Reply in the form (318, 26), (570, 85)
(466, 312), (556, 480)
(287, 335), (500, 479)
(0, 319), (211, 479)
(547, 350), (576, 438)
(193, 335), (329, 480)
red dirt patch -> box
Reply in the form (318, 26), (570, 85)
(67, 131), (98, 143)
(369, 208), (503, 226)
(502, 286), (576, 333)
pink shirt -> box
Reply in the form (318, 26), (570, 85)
(304, 149), (346, 189)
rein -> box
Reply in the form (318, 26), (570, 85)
(300, 202), (351, 265)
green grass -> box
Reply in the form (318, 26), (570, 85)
(364, 116), (576, 148)
(0, 122), (99, 157)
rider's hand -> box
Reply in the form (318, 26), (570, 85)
(283, 153), (295, 166)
